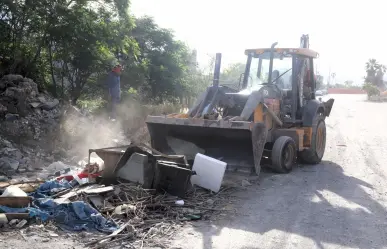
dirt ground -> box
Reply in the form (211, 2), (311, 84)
(1, 94), (387, 249)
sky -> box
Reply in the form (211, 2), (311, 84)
(130, 0), (387, 85)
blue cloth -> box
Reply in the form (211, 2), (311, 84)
(0, 205), (50, 221)
(0, 179), (117, 233)
(106, 71), (121, 99)
(0, 199), (117, 233)
(31, 179), (72, 198)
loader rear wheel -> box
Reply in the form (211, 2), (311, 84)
(271, 136), (297, 173)
(299, 117), (326, 164)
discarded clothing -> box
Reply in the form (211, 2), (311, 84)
(0, 205), (50, 221)
(0, 179), (116, 233)
(31, 179), (72, 198)
(0, 199), (117, 233)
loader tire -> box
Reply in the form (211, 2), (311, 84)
(271, 136), (297, 173)
(299, 116), (326, 164)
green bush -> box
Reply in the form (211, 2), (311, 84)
(363, 82), (380, 97)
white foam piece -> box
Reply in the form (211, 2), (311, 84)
(190, 153), (227, 193)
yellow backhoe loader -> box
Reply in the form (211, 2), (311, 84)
(145, 35), (334, 176)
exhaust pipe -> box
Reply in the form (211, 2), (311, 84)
(213, 53), (222, 88)
(267, 42), (278, 85)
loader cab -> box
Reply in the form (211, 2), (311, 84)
(241, 50), (293, 92)
(241, 47), (319, 122)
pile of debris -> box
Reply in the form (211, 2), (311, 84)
(0, 135), (36, 179)
(0, 74), (61, 141)
(0, 144), (235, 248)
(0, 75), (90, 180)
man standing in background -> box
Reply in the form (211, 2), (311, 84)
(106, 64), (122, 121)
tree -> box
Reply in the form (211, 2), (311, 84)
(316, 74), (324, 89)
(375, 64), (386, 89)
(344, 80), (353, 88)
(219, 63), (246, 90)
(127, 16), (204, 103)
(0, 0), (133, 101)
(0, 1), (205, 106)
(364, 58), (386, 89)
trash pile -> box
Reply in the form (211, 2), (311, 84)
(0, 144), (235, 248)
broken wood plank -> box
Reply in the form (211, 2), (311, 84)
(0, 197), (32, 208)
(84, 186), (114, 194)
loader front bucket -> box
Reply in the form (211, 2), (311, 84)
(146, 116), (267, 175)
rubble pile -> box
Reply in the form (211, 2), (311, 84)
(0, 75), (80, 179)
(0, 135), (32, 178)
(0, 74), (61, 141)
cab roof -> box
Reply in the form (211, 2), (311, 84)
(244, 48), (319, 58)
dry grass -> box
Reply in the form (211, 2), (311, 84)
(84, 182), (236, 249)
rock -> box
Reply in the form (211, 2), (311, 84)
(49, 232), (59, 237)
(0, 176), (8, 182)
(0, 139), (12, 148)
(0, 103), (7, 114)
(4, 86), (24, 99)
(0, 74), (24, 84)
(9, 219), (19, 226)
(5, 113), (19, 121)
(241, 179), (252, 187)
(47, 161), (71, 173)
(26, 166), (36, 172)
(0, 147), (16, 155)
(18, 156), (29, 164)
(15, 219), (28, 228)
(17, 168), (27, 173)
(206, 199), (215, 205)
(38, 96), (46, 103)
(30, 102), (41, 108)
(41, 99), (59, 111)
(14, 150), (23, 160)
(0, 157), (20, 170)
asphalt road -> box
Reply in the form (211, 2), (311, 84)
(171, 94), (387, 249)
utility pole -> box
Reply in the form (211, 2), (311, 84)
(328, 67), (331, 88)
(331, 72), (336, 86)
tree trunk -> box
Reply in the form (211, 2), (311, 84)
(72, 87), (81, 104)
(25, 30), (47, 78)
(61, 75), (65, 98)
(48, 40), (57, 97)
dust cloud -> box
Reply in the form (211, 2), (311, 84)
(57, 97), (172, 161)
